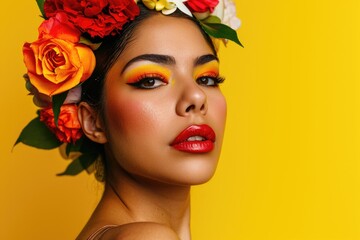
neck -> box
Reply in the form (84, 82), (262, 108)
(102, 166), (192, 240)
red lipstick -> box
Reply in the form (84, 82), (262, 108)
(171, 124), (216, 153)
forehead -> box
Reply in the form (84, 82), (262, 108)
(121, 14), (214, 62)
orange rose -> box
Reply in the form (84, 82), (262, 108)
(23, 36), (95, 97)
(40, 104), (83, 143)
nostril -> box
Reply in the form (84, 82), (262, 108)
(200, 104), (205, 111)
(186, 105), (195, 112)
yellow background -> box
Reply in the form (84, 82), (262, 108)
(1, 0), (360, 239)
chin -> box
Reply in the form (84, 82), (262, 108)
(184, 172), (217, 186)
(170, 155), (219, 186)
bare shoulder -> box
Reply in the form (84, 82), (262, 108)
(102, 222), (180, 240)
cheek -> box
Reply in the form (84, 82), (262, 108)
(106, 94), (139, 133)
(104, 89), (166, 141)
(210, 92), (227, 125)
(106, 99), (141, 138)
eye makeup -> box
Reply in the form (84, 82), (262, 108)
(193, 61), (224, 86)
(193, 61), (220, 79)
(123, 63), (171, 84)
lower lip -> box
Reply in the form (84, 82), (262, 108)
(172, 140), (214, 153)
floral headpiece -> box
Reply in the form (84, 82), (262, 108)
(15, 0), (242, 178)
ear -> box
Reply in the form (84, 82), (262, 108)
(78, 102), (108, 144)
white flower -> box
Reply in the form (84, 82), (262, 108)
(142, 0), (192, 16)
(212, 0), (241, 30)
(222, 0), (241, 29)
(212, 0), (225, 20)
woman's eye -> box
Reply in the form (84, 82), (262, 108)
(128, 77), (167, 89)
(196, 76), (225, 87)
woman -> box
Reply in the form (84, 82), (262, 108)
(17, 0), (241, 239)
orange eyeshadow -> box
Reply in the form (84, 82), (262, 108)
(193, 61), (219, 79)
(124, 64), (171, 83)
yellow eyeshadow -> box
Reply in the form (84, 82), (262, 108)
(170, 78), (176, 86)
(124, 64), (171, 83)
(193, 61), (220, 78)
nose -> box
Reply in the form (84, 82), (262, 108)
(176, 81), (208, 116)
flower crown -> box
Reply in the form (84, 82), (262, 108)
(15, 0), (242, 178)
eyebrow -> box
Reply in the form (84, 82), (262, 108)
(121, 53), (219, 74)
(194, 54), (219, 66)
(121, 54), (175, 74)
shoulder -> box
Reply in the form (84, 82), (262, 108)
(101, 222), (180, 240)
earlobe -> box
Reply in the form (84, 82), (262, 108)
(78, 102), (108, 144)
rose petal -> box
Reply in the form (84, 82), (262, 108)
(23, 43), (37, 74)
(28, 72), (59, 96)
(40, 104), (83, 143)
(75, 44), (96, 81)
(38, 12), (81, 42)
(24, 37), (94, 96)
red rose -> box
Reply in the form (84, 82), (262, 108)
(185, 0), (219, 13)
(38, 12), (81, 42)
(40, 104), (83, 143)
(44, 0), (140, 38)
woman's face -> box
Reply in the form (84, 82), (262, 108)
(103, 14), (227, 186)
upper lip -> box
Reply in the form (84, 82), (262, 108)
(171, 124), (216, 145)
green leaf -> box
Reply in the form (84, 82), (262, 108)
(36, 0), (46, 18)
(57, 153), (98, 176)
(52, 91), (68, 127)
(14, 116), (62, 149)
(200, 22), (244, 47)
(80, 137), (102, 153)
(79, 37), (102, 50)
(65, 137), (84, 156)
(202, 16), (222, 24)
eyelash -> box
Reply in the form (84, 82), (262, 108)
(127, 73), (225, 89)
(127, 73), (168, 89)
(196, 75), (226, 87)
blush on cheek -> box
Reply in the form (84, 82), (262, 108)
(105, 92), (159, 139)
(106, 98), (139, 131)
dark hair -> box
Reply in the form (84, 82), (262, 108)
(80, 3), (217, 181)
(81, 4), (216, 110)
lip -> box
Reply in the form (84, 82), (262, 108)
(171, 124), (216, 153)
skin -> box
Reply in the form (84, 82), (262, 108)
(77, 14), (227, 240)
